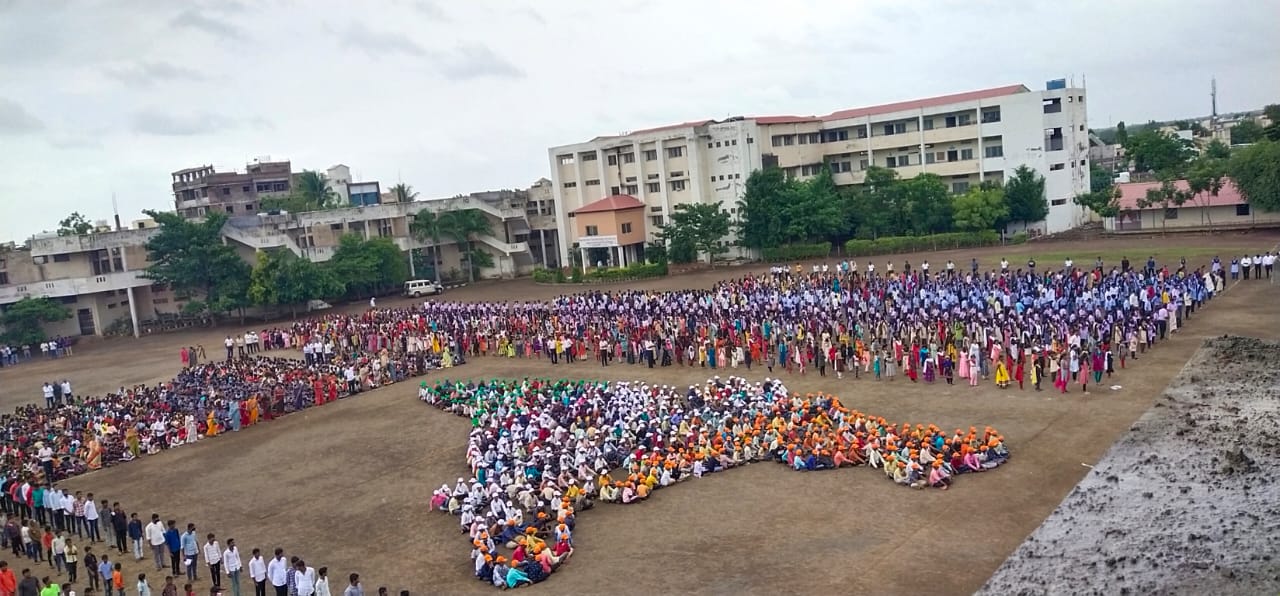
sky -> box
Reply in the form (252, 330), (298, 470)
(1, 0), (1278, 240)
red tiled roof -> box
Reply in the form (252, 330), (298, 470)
(594, 120), (714, 141)
(572, 194), (646, 214)
(1116, 179), (1245, 211)
(751, 84), (1031, 127)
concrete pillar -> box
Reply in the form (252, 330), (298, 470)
(619, 244), (628, 267)
(120, 249), (140, 338)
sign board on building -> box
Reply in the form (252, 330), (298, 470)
(578, 235), (619, 248)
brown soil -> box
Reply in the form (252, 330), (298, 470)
(2, 233), (1277, 595)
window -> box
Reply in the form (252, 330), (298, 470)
(830, 161), (852, 173)
(718, 175), (725, 181)
(1051, 198), (1068, 206)
(581, 151), (598, 161)
(625, 176), (637, 182)
(799, 133), (819, 144)
(1079, 159), (1087, 167)
(951, 181), (970, 194)
(647, 173), (660, 180)
(585, 225), (599, 236)
(650, 215), (664, 226)
(1236, 204), (1251, 216)
(225, 205), (234, 213)
(824, 130), (849, 142)
(646, 182), (661, 193)
(771, 135), (795, 147)
(222, 187), (230, 195)
(801, 164), (823, 176)
(643, 150), (658, 161)
(53, 254), (71, 263)
(960, 148), (974, 160)
(735, 173), (741, 179)
(1043, 98), (1062, 114)
(925, 153), (936, 164)
(984, 145), (1002, 158)
(882, 122), (906, 135)
(610, 186), (620, 195)
(624, 184), (638, 195)
(330, 223), (343, 231)
(923, 118), (934, 131)
(607, 154), (618, 166)
(669, 171), (684, 178)
(256, 183), (271, 192)
(0, 272), (7, 285)
(981, 108), (1001, 123)
(886, 155), (909, 168)
(623, 152), (635, 164)
(558, 154), (575, 165)
(650, 206), (663, 213)
(731, 139), (738, 145)
(563, 181), (577, 188)
(245, 203), (255, 211)
(666, 146), (684, 158)
(273, 182), (288, 192)
(1050, 163), (1065, 171)
(859, 159), (869, 169)
(242, 185), (250, 193)
(584, 179), (600, 186)
(621, 223), (632, 234)
(710, 176), (716, 183)
(856, 127), (868, 139)
(708, 142), (714, 149)
(957, 114), (972, 126)
(945, 115), (957, 128)
(747, 137), (754, 144)
(798, 134), (808, 145)
(670, 180), (686, 191)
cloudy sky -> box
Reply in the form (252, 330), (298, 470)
(1, 0), (1277, 240)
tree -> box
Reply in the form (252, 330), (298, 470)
(409, 210), (445, 283)
(1074, 186), (1122, 219)
(1185, 157), (1228, 226)
(390, 183), (418, 203)
(1115, 121), (1129, 146)
(261, 170), (342, 212)
(782, 166), (844, 242)
(1004, 165), (1049, 230)
(737, 167), (789, 251)
(854, 166), (902, 238)
(1228, 139), (1280, 212)
(952, 186), (1009, 231)
(56, 212), (94, 237)
(1230, 119), (1264, 145)
(898, 174), (952, 235)
(327, 234), (410, 297)
(438, 209), (493, 283)
(1, 297), (71, 345)
(1204, 139), (1231, 160)
(248, 250), (343, 318)
(142, 210), (250, 321)
(1124, 129), (1195, 174)
(1263, 104), (1280, 142)
(659, 202), (731, 266)
(1136, 174), (1191, 233)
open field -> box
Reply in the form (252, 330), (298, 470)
(1, 232), (1277, 595)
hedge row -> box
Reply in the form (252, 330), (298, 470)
(533, 262), (667, 284)
(761, 243), (832, 262)
(843, 231), (1016, 256)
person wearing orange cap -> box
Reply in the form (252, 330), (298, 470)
(928, 459), (952, 490)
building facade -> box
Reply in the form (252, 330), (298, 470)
(547, 81), (1091, 264)
(171, 160), (294, 218)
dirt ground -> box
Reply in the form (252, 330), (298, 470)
(979, 336), (1280, 595)
(1, 232), (1277, 595)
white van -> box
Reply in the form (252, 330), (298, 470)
(403, 279), (443, 297)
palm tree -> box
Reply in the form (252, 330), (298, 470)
(295, 171), (341, 210)
(439, 209), (493, 283)
(409, 210), (445, 284)
(390, 183), (418, 203)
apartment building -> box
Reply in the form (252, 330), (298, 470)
(171, 160), (295, 219)
(548, 81), (1091, 263)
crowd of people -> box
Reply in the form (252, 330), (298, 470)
(1, 338), (75, 370)
(0, 249), (1260, 592)
(422, 376), (1008, 588)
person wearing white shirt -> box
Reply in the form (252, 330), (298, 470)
(204, 535), (224, 589)
(292, 561), (316, 596)
(42, 382), (55, 408)
(314, 567), (331, 596)
(248, 549), (268, 596)
(83, 496), (101, 542)
(267, 550), (288, 596)
(223, 539), (243, 596)
(137, 573), (153, 596)
(145, 514), (168, 571)
(60, 380), (74, 405)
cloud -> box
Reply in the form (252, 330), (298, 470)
(105, 61), (207, 87)
(130, 109), (268, 136)
(170, 8), (244, 40)
(0, 97), (44, 134)
(432, 44), (523, 81)
(339, 22), (427, 57)
(412, 0), (449, 21)
(518, 6), (545, 25)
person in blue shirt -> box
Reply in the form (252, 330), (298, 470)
(98, 554), (114, 596)
(180, 524), (199, 582)
(163, 520), (181, 577)
(126, 513), (143, 561)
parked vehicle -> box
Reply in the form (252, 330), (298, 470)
(403, 279), (444, 297)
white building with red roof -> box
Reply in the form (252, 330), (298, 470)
(547, 80), (1092, 265)
(1107, 179), (1280, 232)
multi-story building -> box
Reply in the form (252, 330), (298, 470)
(548, 81), (1091, 264)
(171, 159), (295, 218)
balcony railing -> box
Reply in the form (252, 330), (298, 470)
(0, 270), (151, 304)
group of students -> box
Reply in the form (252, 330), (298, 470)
(422, 375), (1009, 588)
(0, 489), (376, 596)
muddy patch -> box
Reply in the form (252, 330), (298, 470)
(979, 336), (1280, 596)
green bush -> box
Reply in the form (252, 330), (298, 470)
(842, 231), (1002, 256)
(1009, 232), (1028, 245)
(761, 243), (832, 262)
(531, 268), (558, 283)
